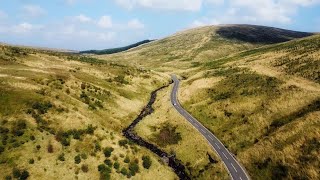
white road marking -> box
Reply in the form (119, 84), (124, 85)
(231, 163), (237, 172)
(215, 143), (221, 149)
(222, 152), (228, 159)
(240, 177), (243, 180)
(209, 136), (214, 141)
(201, 129), (206, 134)
(194, 124), (199, 128)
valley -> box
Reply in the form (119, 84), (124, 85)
(0, 24), (319, 180)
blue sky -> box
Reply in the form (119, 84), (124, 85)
(0, 0), (320, 50)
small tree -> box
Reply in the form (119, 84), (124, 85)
(142, 156), (152, 169)
(74, 155), (81, 164)
(103, 147), (114, 158)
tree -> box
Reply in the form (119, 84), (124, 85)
(142, 156), (152, 169)
(74, 155), (81, 164)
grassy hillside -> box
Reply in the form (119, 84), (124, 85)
(97, 25), (318, 180)
(0, 45), (177, 180)
(179, 34), (320, 179)
(1, 24), (318, 180)
(97, 25), (313, 73)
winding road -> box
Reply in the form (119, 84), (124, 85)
(171, 75), (250, 180)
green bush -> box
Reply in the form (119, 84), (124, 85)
(120, 167), (128, 176)
(124, 156), (130, 163)
(29, 158), (35, 164)
(118, 139), (128, 147)
(0, 146), (4, 154)
(142, 156), (152, 169)
(113, 162), (120, 169)
(12, 168), (21, 178)
(81, 164), (89, 173)
(103, 147), (114, 158)
(20, 170), (29, 180)
(32, 101), (53, 114)
(129, 162), (139, 176)
(74, 155), (81, 164)
(104, 159), (112, 167)
(5, 175), (12, 180)
(58, 153), (65, 161)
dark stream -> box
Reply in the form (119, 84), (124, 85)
(123, 84), (190, 180)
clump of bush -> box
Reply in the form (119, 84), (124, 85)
(29, 158), (35, 164)
(104, 159), (113, 167)
(113, 162), (120, 170)
(12, 119), (27, 137)
(128, 161), (139, 176)
(120, 167), (128, 176)
(103, 147), (114, 158)
(142, 156), (152, 169)
(12, 168), (29, 180)
(98, 164), (111, 180)
(81, 164), (89, 173)
(55, 125), (96, 146)
(118, 139), (128, 147)
(153, 124), (182, 147)
(124, 156), (130, 163)
(58, 153), (65, 161)
(74, 155), (81, 164)
(114, 75), (129, 85)
(32, 101), (53, 114)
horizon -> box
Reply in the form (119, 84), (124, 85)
(1, 0), (320, 50)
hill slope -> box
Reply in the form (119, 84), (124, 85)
(97, 25), (313, 73)
(98, 25), (319, 179)
(179, 34), (320, 179)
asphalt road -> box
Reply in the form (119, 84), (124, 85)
(171, 75), (250, 180)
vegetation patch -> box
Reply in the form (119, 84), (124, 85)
(152, 123), (182, 147)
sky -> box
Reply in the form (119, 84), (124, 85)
(0, 0), (320, 50)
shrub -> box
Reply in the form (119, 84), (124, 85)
(113, 162), (120, 169)
(47, 143), (53, 153)
(142, 156), (152, 169)
(36, 145), (41, 150)
(74, 155), (81, 164)
(58, 153), (65, 161)
(86, 124), (95, 134)
(95, 142), (101, 152)
(12, 168), (21, 178)
(32, 101), (53, 114)
(118, 139), (128, 147)
(12, 119), (27, 137)
(81, 153), (87, 160)
(20, 170), (29, 180)
(30, 135), (35, 141)
(81, 164), (89, 173)
(103, 147), (114, 158)
(124, 156), (130, 163)
(0, 146), (4, 154)
(128, 162), (139, 176)
(104, 159), (112, 167)
(120, 167), (128, 176)
(5, 175), (12, 180)
(29, 158), (35, 164)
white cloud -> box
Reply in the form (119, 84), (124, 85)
(191, 0), (320, 26)
(22, 5), (46, 18)
(12, 22), (43, 34)
(127, 19), (145, 29)
(115, 0), (203, 11)
(74, 14), (92, 23)
(97, 16), (113, 28)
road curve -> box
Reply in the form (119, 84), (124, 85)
(171, 75), (250, 180)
